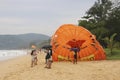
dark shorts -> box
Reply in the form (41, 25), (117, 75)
(74, 54), (77, 59)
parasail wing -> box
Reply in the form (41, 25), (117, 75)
(66, 39), (86, 48)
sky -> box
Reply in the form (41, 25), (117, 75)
(0, 0), (97, 36)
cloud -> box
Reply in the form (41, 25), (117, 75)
(0, 0), (96, 36)
(0, 17), (28, 25)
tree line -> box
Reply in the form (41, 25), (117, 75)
(78, 0), (120, 52)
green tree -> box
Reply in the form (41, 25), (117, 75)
(103, 33), (117, 55)
(78, 0), (112, 42)
(106, 5), (120, 41)
(78, 0), (120, 47)
(86, 0), (112, 21)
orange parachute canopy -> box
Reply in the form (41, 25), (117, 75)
(51, 24), (106, 61)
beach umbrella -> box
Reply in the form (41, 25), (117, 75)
(51, 24), (106, 61)
(41, 45), (52, 49)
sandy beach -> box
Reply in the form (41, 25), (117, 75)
(0, 52), (120, 80)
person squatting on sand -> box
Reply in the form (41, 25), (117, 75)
(31, 49), (38, 67)
(44, 48), (53, 69)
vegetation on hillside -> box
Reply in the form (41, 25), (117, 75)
(0, 33), (50, 50)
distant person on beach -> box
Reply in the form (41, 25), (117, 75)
(44, 48), (53, 69)
(31, 49), (38, 67)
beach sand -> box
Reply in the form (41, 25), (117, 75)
(0, 52), (120, 80)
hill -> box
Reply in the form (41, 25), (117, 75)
(0, 33), (50, 49)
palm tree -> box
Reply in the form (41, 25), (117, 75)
(103, 33), (117, 55)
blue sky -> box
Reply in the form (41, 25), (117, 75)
(0, 0), (96, 36)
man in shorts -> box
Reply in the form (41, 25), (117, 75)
(44, 49), (53, 69)
(31, 49), (38, 67)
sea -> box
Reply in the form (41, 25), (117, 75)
(0, 50), (30, 61)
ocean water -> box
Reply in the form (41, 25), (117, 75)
(0, 50), (29, 61)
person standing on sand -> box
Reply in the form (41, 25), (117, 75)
(63, 46), (80, 64)
(63, 46), (87, 64)
(45, 49), (50, 64)
(31, 49), (38, 67)
(70, 47), (80, 64)
(44, 48), (53, 69)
